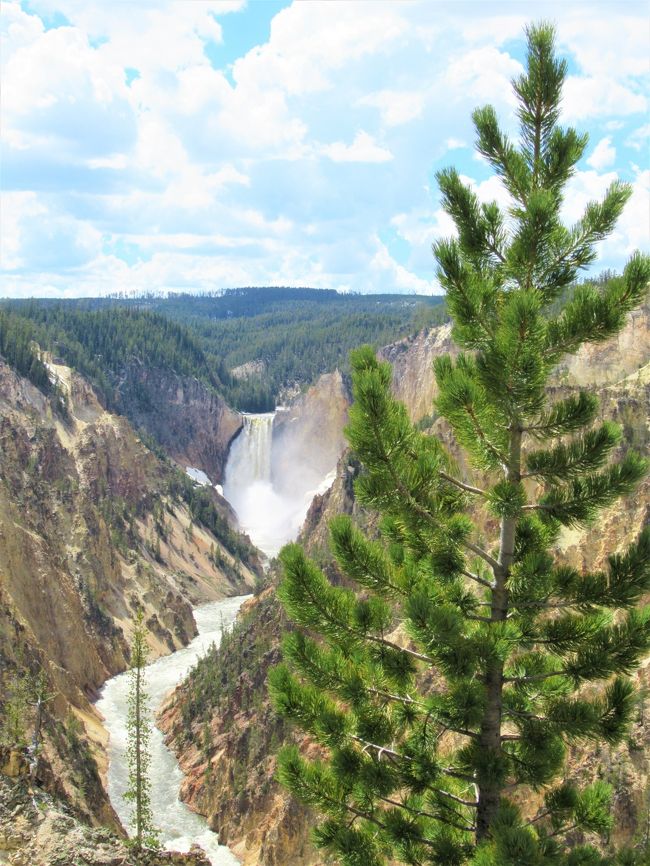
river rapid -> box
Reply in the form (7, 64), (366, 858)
(96, 595), (250, 864)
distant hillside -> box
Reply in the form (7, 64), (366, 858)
(3, 289), (447, 411)
(0, 303), (228, 406)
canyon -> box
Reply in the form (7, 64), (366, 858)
(0, 303), (648, 865)
(0, 354), (260, 852)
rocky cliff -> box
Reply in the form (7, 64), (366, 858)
(0, 775), (211, 866)
(117, 363), (243, 484)
(0, 356), (260, 831)
(162, 306), (650, 865)
(379, 321), (455, 423)
(272, 370), (349, 498)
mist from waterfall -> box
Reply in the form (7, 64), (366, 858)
(223, 413), (335, 558)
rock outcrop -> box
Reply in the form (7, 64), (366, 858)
(272, 370), (349, 498)
(0, 775), (211, 866)
(379, 321), (455, 423)
(117, 364), (243, 484)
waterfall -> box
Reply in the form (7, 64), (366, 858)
(224, 413), (274, 489)
(222, 412), (335, 559)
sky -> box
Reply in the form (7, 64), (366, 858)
(1, 0), (648, 298)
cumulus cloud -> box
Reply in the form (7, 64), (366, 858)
(445, 138), (466, 151)
(601, 167), (650, 258)
(231, 2), (408, 96)
(444, 46), (523, 107)
(321, 131), (393, 163)
(626, 123), (650, 151)
(358, 89), (426, 127)
(562, 76), (647, 122)
(587, 137), (616, 171)
(1, 0), (648, 298)
(370, 240), (438, 295)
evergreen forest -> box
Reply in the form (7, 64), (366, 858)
(1, 289), (447, 412)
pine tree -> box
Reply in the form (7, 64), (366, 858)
(124, 608), (159, 851)
(0, 676), (28, 751)
(270, 23), (650, 866)
(26, 669), (53, 783)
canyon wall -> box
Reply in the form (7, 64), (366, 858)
(0, 358), (260, 827)
(272, 370), (349, 497)
(117, 364), (243, 484)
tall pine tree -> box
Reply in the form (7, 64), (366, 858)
(270, 22), (650, 866)
(124, 608), (158, 851)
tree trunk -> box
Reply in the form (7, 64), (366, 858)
(135, 664), (142, 847)
(476, 427), (521, 842)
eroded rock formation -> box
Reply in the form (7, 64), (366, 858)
(0, 357), (259, 828)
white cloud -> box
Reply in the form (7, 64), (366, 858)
(562, 169), (619, 226)
(27, 0), (242, 75)
(162, 164), (250, 211)
(370, 240), (439, 295)
(0, 1), (44, 68)
(558, 15), (649, 79)
(1, 191), (102, 271)
(321, 131), (393, 164)
(2, 8), (135, 159)
(86, 153), (129, 169)
(359, 90), (425, 127)
(445, 137), (466, 151)
(444, 46), (523, 106)
(458, 174), (512, 211)
(602, 168), (650, 258)
(562, 76), (647, 122)
(626, 123), (650, 151)
(1, 192), (47, 270)
(391, 208), (456, 247)
(587, 137), (616, 171)
(231, 2), (408, 97)
(2, 1), (647, 298)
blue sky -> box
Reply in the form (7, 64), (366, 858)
(1, 0), (648, 297)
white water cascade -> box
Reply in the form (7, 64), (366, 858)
(97, 595), (249, 865)
(222, 413), (335, 558)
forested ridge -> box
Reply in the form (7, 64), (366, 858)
(0, 281), (615, 414)
(0, 303), (228, 408)
(2, 289), (447, 411)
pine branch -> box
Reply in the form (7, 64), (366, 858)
(525, 392), (599, 439)
(367, 687), (425, 708)
(526, 453), (648, 526)
(380, 796), (476, 830)
(280, 546), (435, 665)
(461, 569), (494, 590)
(523, 422), (621, 481)
(463, 539), (501, 574)
(439, 471), (487, 497)
(503, 671), (564, 683)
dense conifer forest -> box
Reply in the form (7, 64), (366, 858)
(1, 289), (447, 411)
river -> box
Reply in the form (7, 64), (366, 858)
(96, 595), (250, 864)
